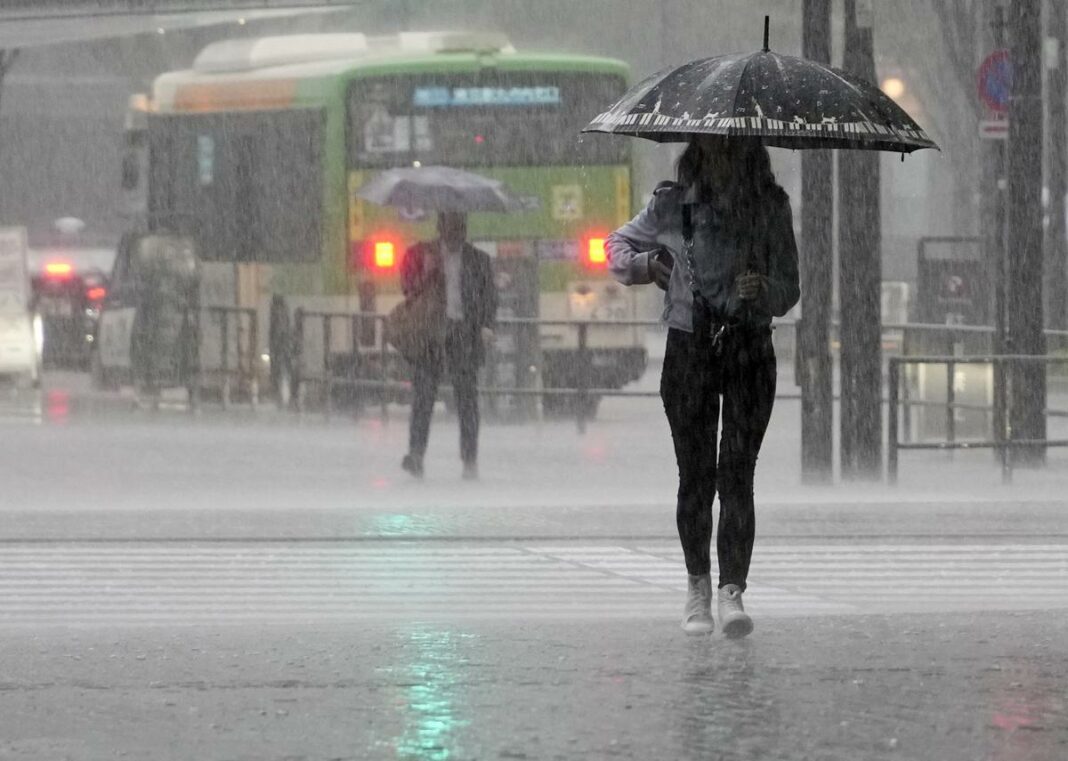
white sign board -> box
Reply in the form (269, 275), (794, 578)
(980, 119), (1009, 140)
(0, 226), (29, 314)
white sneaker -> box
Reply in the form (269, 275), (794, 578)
(681, 574), (715, 635)
(718, 584), (754, 639)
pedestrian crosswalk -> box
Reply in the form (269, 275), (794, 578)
(0, 541), (1064, 626)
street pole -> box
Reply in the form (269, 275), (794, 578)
(838, 0), (882, 479)
(985, 2), (1009, 460)
(1046, 0), (1067, 330)
(1008, 0), (1046, 465)
(800, 0), (834, 483)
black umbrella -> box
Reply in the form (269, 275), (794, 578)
(583, 18), (936, 153)
(357, 165), (528, 213)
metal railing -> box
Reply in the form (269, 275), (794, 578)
(171, 305), (260, 412)
(290, 309), (805, 432)
(888, 354), (1068, 485)
(200, 305), (259, 410)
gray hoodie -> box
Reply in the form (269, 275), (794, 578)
(606, 181), (800, 333)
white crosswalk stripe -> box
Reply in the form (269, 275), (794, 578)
(0, 542), (1064, 626)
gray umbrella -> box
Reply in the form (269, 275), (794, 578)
(356, 165), (528, 213)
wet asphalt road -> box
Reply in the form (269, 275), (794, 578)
(2, 378), (1067, 759)
(1, 612), (1065, 761)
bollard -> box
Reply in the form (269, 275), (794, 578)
(901, 328), (912, 443)
(887, 359), (899, 485)
(351, 314), (361, 416)
(293, 308), (305, 414)
(379, 315), (389, 423)
(576, 321), (590, 435)
(997, 357), (1012, 484)
(219, 309), (231, 410)
(248, 309), (260, 410)
(188, 306), (202, 416)
(945, 358), (956, 447)
(323, 315), (333, 421)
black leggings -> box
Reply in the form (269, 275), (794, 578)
(660, 327), (777, 591)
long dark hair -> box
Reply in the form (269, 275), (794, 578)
(675, 137), (780, 205)
(676, 137), (785, 271)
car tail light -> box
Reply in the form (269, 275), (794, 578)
(45, 261), (73, 278)
(86, 286), (107, 301)
(586, 237), (608, 267)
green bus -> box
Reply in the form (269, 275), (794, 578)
(120, 31), (646, 405)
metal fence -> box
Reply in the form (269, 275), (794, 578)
(888, 354), (1068, 485)
(290, 309), (808, 432)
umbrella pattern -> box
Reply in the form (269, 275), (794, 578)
(583, 51), (937, 152)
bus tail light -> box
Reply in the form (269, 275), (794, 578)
(585, 236), (608, 268)
(373, 240), (396, 270)
(45, 261), (74, 279)
(350, 238), (401, 272)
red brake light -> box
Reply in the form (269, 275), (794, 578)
(86, 286), (107, 301)
(45, 261), (73, 278)
(587, 237), (607, 267)
(373, 240), (396, 270)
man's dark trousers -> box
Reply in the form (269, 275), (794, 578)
(409, 322), (479, 465)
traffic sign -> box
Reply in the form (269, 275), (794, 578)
(978, 49), (1012, 114)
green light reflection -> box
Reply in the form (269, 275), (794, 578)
(393, 627), (472, 761)
(367, 513), (446, 538)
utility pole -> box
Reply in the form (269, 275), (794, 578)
(799, 0), (834, 483)
(838, 0), (882, 479)
(1008, 0), (1046, 464)
(984, 2), (1010, 458)
(1047, 0), (1067, 330)
(0, 49), (19, 220)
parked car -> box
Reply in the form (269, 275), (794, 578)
(30, 259), (110, 370)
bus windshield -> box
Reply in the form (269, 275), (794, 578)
(348, 71), (627, 168)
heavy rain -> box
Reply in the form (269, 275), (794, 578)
(0, 1), (1066, 759)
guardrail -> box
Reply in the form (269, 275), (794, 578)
(198, 305), (259, 410)
(286, 310), (1068, 450)
(290, 309), (802, 433)
(887, 354), (1068, 485)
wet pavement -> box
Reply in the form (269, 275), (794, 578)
(1, 613), (1065, 761)
(1, 372), (1067, 759)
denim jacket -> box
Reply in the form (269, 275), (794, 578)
(606, 181), (801, 332)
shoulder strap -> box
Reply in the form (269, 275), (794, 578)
(680, 203), (699, 296)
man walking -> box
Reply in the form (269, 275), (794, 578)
(400, 212), (497, 480)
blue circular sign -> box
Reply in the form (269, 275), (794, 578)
(978, 50), (1012, 113)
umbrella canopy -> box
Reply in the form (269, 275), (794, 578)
(583, 44), (937, 153)
(356, 165), (528, 213)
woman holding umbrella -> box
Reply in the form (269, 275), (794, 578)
(607, 136), (798, 638)
(590, 18), (935, 637)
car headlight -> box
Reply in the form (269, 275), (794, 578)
(32, 313), (44, 356)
